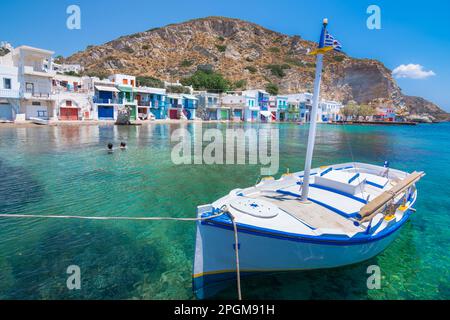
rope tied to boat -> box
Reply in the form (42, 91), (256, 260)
(220, 205), (242, 301)
(0, 207), (243, 301)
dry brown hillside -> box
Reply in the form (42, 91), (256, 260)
(65, 16), (448, 122)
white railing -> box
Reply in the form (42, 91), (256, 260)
(23, 66), (56, 77)
(0, 89), (20, 98)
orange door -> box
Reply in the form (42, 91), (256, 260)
(60, 108), (78, 120)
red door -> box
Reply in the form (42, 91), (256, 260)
(60, 108), (79, 120)
(169, 109), (179, 119)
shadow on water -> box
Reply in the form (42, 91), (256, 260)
(211, 258), (379, 300)
(0, 159), (45, 214)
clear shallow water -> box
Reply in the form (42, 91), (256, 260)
(0, 122), (448, 300)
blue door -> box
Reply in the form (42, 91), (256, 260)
(98, 106), (114, 119)
(0, 104), (13, 121)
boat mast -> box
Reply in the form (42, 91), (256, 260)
(301, 18), (328, 201)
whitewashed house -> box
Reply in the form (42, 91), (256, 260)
(242, 89), (269, 122)
(13, 46), (57, 120)
(195, 92), (228, 120)
(53, 74), (91, 121)
(83, 77), (121, 121)
(0, 49), (20, 121)
(319, 100), (343, 122)
(221, 92), (257, 122)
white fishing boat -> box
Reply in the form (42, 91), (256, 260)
(192, 19), (425, 299)
(29, 117), (49, 125)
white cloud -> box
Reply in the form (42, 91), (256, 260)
(392, 64), (436, 79)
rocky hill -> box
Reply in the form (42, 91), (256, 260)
(65, 16), (448, 122)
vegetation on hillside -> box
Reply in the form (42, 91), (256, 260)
(244, 66), (257, 74)
(180, 59), (194, 68)
(166, 85), (191, 94)
(233, 79), (247, 90)
(215, 44), (227, 52)
(136, 76), (164, 88)
(266, 64), (291, 78)
(266, 83), (279, 95)
(181, 70), (231, 93)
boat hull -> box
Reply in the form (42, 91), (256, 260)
(193, 211), (410, 299)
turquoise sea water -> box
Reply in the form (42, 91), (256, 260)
(0, 122), (448, 300)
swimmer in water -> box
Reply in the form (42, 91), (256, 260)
(107, 143), (114, 153)
(120, 142), (127, 150)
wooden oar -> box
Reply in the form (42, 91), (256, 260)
(359, 171), (425, 223)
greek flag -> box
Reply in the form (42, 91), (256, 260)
(324, 32), (342, 52)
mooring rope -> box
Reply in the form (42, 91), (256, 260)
(0, 208), (243, 300)
(227, 211), (242, 301)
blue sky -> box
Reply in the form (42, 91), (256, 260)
(1, 0), (448, 111)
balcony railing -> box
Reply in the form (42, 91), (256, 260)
(93, 97), (122, 104)
(32, 92), (51, 98)
(168, 104), (183, 109)
(137, 100), (152, 107)
(53, 87), (89, 94)
(0, 89), (20, 98)
(24, 90), (52, 99)
(23, 66), (56, 77)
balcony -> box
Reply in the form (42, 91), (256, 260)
(0, 89), (20, 99)
(23, 90), (53, 100)
(23, 66), (55, 78)
(93, 96), (122, 104)
(206, 103), (220, 109)
(137, 100), (152, 107)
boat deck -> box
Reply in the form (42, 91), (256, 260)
(211, 163), (410, 238)
(247, 191), (364, 234)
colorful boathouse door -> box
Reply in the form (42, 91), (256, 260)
(129, 106), (136, 120)
(60, 108), (78, 120)
(220, 109), (228, 120)
(98, 106), (114, 120)
(169, 109), (178, 119)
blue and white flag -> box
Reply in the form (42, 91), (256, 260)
(324, 32), (342, 52)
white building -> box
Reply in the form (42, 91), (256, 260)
(269, 95), (289, 122)
(284, 93), (342, 123)
(15, 46), (57, 120)
(0, 51), (20, 121)
(51, 62), (83, 74)
(319, 100), (343, 122)
(242, 89), (269, 122)
(0, 45), (57, 121)
(53, 74), (91, 121)
(195, 91), (231, 120)
(221, 92), (257, 122)
(84, 77), (121, 121)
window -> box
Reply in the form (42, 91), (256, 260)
(3, 78), (11, 89)
(66, 100), (72, 107)
(26, 82), (34, 93)
(123, 79), (128, 85)
(131, 80), (135, 87)
(32, 101), (41, 106)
